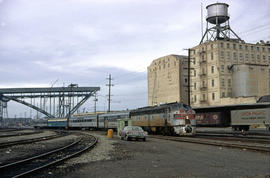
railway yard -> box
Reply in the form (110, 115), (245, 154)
(0, 128), (269, 177)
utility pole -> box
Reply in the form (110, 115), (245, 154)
(94, 92), (97, 113)
(184, 48), (194, 106)
(188, 49), (191, 106)
(106, 74), (114, 112)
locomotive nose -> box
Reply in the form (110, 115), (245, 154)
(185, 125), (192, 133)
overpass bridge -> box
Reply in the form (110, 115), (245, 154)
(0, 85), (100, 122)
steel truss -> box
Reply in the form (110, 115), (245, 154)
(0, 86), (100, 122)
(200, 20), (242, 44)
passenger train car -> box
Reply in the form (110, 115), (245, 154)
(47, 102), (196, 135)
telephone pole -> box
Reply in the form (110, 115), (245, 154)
(94, 92), (97, 113)
(106, 74), (114, 112)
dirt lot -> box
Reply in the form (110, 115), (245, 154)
(47, 131), (270, 178)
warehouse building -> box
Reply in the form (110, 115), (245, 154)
(147, 55), (188, 106)
(190, 40), (270, 107)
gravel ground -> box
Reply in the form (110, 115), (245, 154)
(41, 131), (270, 178)
(0, 134), (79, 165)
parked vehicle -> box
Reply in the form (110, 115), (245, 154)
(119, 126), (147, 141)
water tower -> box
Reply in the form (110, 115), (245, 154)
(200, 3), (242, 44)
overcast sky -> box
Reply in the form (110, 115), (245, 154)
(0, 0), (269, 118)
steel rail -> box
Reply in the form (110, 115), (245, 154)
(0, 138), (82, 170)
(196, 131), (270, 136)
(195, 133), (270, 144)
(0, 131), (42, 138)
(149, 135), (270, 153)
(10, 135), (98, 178)
(0, 133), (66, 149)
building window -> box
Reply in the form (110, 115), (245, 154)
(202, 54), (205, 60)
(202, 94), (206, 100)
(239, 44), (242, 50)
(221, 65), (224, 72)
(233, 44), (236, 50)
(159, 65), (161, 70)
(211, 79), (214, 87)
(245, 54), (249, 62)
(194, 82), (196, 90)
(212, 93), (215, 100)
(226, 51), (230, 61)
(257, 47), (260, 52)
(202, 80), (205, 87)
(239, 53), (243, 62)
(221, 51), (224, 59)
(268, 56), (270, 63)
(194, 95), (197, 102)
(257, 55), (260, 63)
(174, 61), (176, 66)
(251, 54), (255, 62)
(193, 58), (196, 65)
(268, 48), (270, 53)
(194, 70), (196, 77)
(245, 45), (248, 51)
(211, 66), (214, 73)
(263, 55), (266, 63)
(211, 52), (214, 60)
(185, 78), (187, 83)
(221, 78), (225, 87)
(220, 42), (224, 48)
(233, 52), (237, 61)
(211, 44), (213, 49)
(251, 46), (254, 51)
(163, 64), (165, 69)
(227, 43), (230, 49)
(222, 92), (225, 98)
(168, 63), (170, 68)
(262, 47), (265, 52)
(228, 79), (231, 87)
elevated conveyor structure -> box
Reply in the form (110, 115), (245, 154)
(0, 86), (100, 123)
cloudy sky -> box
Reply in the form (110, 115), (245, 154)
(0, 0), (269, 118)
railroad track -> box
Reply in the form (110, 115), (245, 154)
(195, 133), (270, 144)
(0, 129), (20, 132)
(0, 131), (67, 149)
(197, 130), (270, 136)
(0, 134), (97, 178)
(0, 131), (43, 138)
(149, 135), (270, 153)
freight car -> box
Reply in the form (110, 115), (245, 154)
(193, 103), (270, 131)
(130, 102), (196, 135)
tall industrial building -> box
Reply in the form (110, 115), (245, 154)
(147, 2), (270, 107)
(147, 55), (188, 106)
(190, 3), (270, 107)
